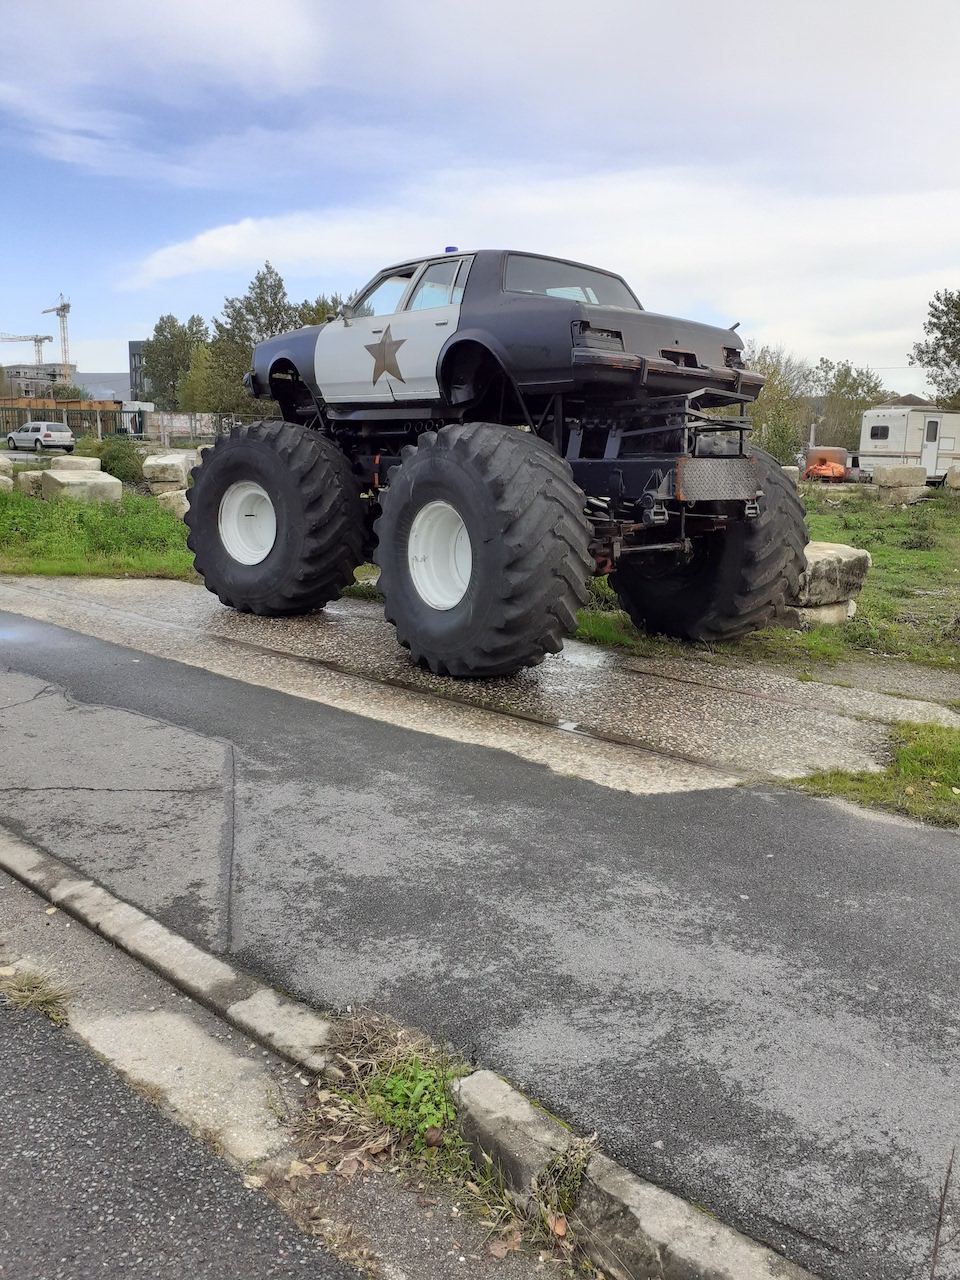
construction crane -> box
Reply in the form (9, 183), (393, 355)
(0, 333), (54, 364)
(42, 294), (71, 382)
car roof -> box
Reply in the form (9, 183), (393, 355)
(376, 249), (629, 280)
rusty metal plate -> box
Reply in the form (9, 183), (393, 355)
(676, 456), (759, 502)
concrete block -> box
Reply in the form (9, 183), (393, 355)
(795, 541), (871, 606)
(143, 451), (192, 487)
(16, 470), (43, 497)
(148, 480), (186, 495)
(41, 470), (123, 504)
(780, 465), (800, 485)
(0, 474), (12, 494)
(50, 455), (101, 471)
(880, 485), (930, 506)
(872, 463), (926, 488)
(0, 454), (12, 477)
(450, 1069), (571, 1208)
(945, 465), (960, 490)
(573, 1152), (816, 1280)
(226, 988), (333, 1074)
(156, 488), (189, 519)
(779, 599), (857, 630)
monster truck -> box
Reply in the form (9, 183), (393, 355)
(186, 250), (807, 677)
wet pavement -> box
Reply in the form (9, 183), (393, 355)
(1, 576), (957, 786)
(1, 610), (959, 1280)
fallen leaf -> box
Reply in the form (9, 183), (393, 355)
(423, 1126), (444, 1147)
(367, 1133), (392, 1155)
(242, 1174), (265, 1189)
(0, 966), (16, 977)
(905, 786), (915, 795)
(952, 787), (960, 796)
(546, 1212), (568, 1238)
(488, 1241), (509, 1259)
(335, 1157), (359, 1180)
(45, 907), (58, 915)
(312, 1161), (329, 1174)
(287, 1160), (312, 1179)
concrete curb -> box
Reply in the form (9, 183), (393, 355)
(0, 829), (332, 1073)
(1, 828), (819, 1280)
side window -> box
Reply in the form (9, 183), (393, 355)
(30, 424), (40, 433)
(926, 420), (939, 442)
(869, 424), (889, 440)
(406, 260), (460, 311)
(353, 273), (414, 318)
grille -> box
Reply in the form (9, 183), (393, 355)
(676, 456), (759, 502)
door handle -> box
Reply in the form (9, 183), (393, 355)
(435, 320), (449, 326)
(370, 327), (383, 334)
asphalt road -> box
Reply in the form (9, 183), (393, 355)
(2, 610), (959, 1280)
(0, 1006), (355, 1280)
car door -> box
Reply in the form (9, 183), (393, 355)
(314, 266), (420, 404)
(386, 258), (470, 401)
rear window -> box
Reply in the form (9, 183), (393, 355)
(504, 255), (640, 309)
(869, 424), (889, 440)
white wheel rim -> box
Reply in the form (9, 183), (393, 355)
(407, 500), (473, 610)
(218, 481), (277, 565)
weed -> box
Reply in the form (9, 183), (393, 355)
(0, 968), (71, 1024)
(0, 489), (196, 580)
(74, 434), (145, 484)
(793, 721), (960, 826)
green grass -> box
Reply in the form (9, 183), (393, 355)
(574, 488), (960, 669)
(794, 722), (960, 826)
(0, 489), (196, 580)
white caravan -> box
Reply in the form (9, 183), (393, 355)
(857, 407), (960, 481)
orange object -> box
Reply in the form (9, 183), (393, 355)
(803, 461), (848, 481)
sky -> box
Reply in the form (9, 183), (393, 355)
(1, 0), (958, 394)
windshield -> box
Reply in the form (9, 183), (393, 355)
(504, 254), (640, 309)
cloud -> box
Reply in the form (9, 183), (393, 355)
(119, 164), (959, 378)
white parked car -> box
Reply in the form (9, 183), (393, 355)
(6, 421), (75, 453)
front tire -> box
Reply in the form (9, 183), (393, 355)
(185, 420), (364, 615)
(375, 422), (593, 677)
(611, 446), (808, 642)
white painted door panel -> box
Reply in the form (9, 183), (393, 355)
(385, 301), (462, 401)
(314, 317), (395, 404)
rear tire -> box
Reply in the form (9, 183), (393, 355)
(185, 420), (364, 615)
(7, 438), (14, 451)
(374, 422), (593, 677)
(611, 445), (808, 642)
(34, 440), (42, 453)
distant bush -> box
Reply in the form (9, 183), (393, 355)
(74, 434), (144, 485)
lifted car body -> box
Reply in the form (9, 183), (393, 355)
(247, 250), (765, 571)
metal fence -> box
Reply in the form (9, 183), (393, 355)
(1, 406), (144, 438)
(1, 407), (281, 444)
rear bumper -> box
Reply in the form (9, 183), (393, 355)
(571, 348), (764, 400)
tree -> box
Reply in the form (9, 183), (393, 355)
(141, 313), (209, 410)
(810, 358), (887, 452)
(50, 382), (89, 401)
(743, 343), (814, 464)
(192, 262), (301, 414)
(909, 289), (960, 408)
(176, 343), (213, 413)
(0, 365), (10, 397)
(296, 293), (344, 327)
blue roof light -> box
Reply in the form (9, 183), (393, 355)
(444, 245), (459, 253)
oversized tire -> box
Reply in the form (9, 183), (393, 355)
(610, 445), (808, 642)
(374, 422), (593, 677)
(185, 420), (364, 615)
